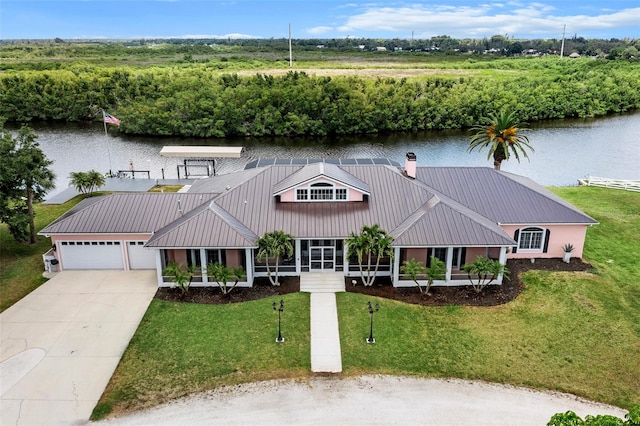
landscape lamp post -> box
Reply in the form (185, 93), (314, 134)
(366, 301), (380, 343)
(273, 299), (285, 343)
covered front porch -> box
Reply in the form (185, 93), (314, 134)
(393, 245), (509, 287)
(155, 242), (509, 288)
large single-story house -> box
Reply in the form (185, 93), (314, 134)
(39, 154), (597, 288)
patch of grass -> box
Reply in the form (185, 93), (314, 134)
(338, 187), (640, 409)
(148, 185), (185, 193)
(0, 197), (84, 312)
(92, 292), (311, 419)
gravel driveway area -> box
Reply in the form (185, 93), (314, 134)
(96, 376), (626, 426)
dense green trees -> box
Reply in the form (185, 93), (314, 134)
(0, 125), (55, 243)
(1, 58), (639, 138)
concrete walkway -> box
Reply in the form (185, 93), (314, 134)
(0, 270), (157, 426)
(300, 273), (345, 373)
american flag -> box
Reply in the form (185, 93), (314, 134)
(103, 110), (121, 126)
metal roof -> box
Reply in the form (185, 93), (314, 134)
(417, 167), (598, 225)
(145, 201), (258, 248)
(41, 163), (595, 250)
(160, 146), (244, 158)
(39, 193), (217, 235)
(272, 162), (370, 195)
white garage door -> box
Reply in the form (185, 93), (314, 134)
(127, 241), (156, 269)
(60, 241), (124, 270)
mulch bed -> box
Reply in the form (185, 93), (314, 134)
(154, 258), (592, 307)
(154, 276), (299, 304)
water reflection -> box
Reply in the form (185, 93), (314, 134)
(22, 112), (640, 196)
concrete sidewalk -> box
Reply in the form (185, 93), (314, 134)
(0, 270), (157, 425)
(300, 273), (345, 373)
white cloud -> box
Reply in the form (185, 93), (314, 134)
(336, 3), (640, 38)
(307, 26), (334, 35)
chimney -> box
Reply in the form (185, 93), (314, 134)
(404, 152), (416, 179)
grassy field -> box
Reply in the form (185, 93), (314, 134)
(2, 187), (638, 417)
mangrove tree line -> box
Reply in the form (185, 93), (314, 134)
(1, 58), (638, 137)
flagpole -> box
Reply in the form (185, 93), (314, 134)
(103, 110), (113, 176)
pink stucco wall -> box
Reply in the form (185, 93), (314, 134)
(500, 224), (588, 259)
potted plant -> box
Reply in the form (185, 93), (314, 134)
(562, 243), (575, 263)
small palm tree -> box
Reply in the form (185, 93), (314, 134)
(462, 257), (510, 293)
(69, 170), (105, 194)
(207, 262), (245, 295)
(162, 261), (195, 294)
(468, 109), (534, 170)
(346, 224), (394, 286)
(401, 256), (446, 295)
(256, 230), (294, 286)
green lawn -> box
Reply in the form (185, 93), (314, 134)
(337, 186), (640, 409)
(91, 292), (312, 419)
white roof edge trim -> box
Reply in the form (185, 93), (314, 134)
(160, 146), (244, 158)
(272, 175), (371, 196)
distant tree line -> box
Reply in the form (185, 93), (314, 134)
(1, 58), (639, 138)
(2, 35), (638, 58)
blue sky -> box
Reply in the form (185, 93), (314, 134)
(1, 1), (638, 40)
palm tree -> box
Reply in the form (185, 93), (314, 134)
(346, 224), (394, 286)
(401, 256), (446, 295)
(256, 230), (294, 286)
(207, 262), (245, 295)
(69, 170), (105, 194)
(468, 109), (534, 170)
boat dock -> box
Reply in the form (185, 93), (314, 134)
(44, 178), (195, 204)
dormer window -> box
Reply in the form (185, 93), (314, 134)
(296, 182), (348, 201)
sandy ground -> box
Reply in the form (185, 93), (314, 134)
(95, 376), (626, 426)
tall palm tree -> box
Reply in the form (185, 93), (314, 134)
(468, 109), (534, 170)
(256, 230), (294, 286)
(346, 224), (394, 286)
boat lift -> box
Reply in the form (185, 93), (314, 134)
(159, 146), (244, 179)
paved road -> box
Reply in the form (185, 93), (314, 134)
(97, 376), (627, 426)
(1, 270), (157, 426)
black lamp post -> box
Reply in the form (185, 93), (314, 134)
(366, 301), (380, 343)
(273, 299), (285, 343)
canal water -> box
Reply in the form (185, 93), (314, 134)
(22, 112), (640, 197)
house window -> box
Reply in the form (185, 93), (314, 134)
(206, 249), (226, 266)
(518, 227), (545, 250)
(296, 181), (349, 202)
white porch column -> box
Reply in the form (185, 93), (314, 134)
(200, 248), (208, 283)
(154, 249), (164, 286)
(295, 239), (301, 275)
(245, 248), (254, 285)
(342, 240), (348, 273)
(393, 247), (400, 286)
(497, 246), (508, 284)
(445, 247), (453, 282)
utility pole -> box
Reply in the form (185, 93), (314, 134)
(289, 23), (293, 68)
(560, 24), (566, 58)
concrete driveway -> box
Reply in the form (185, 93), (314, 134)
(1, 270), (157, 426)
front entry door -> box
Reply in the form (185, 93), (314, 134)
(310, 246), (335, 271)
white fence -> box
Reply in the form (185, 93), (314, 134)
(578, 176), (640, 192)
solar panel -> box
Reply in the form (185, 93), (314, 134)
(244, 158), (401, 169)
